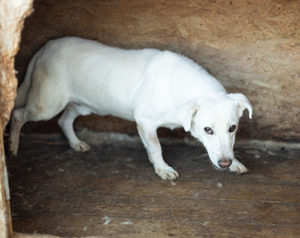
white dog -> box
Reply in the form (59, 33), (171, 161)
(10, 37), (252, 180)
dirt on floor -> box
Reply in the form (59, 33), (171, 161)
(5, 131), (300, 237)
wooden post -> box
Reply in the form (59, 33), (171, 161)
(0, 0), (34, 237)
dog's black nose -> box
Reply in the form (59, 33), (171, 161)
(218, 159), (232, 168)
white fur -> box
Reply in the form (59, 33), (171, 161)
(10, 37), (253, 180)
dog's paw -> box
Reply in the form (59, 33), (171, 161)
(71, 141), (91, 152)
(155, 165), (179, 180)
(9, 144), (18, 158)
(8, 137), (19, 158)
(229, 159), (248, 174)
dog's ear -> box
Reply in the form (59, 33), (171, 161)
(177, 101), (199, 132)
(229, 93), (253, 119)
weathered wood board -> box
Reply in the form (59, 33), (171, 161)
(8, 133), (300, 237)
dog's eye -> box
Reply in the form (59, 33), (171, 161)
(204, 127), (214, 135)
(229, 125), (236, 133)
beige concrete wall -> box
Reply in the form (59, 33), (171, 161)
(15, 0), (300, 141)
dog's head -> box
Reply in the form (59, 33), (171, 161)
(178, 93), (252, 170)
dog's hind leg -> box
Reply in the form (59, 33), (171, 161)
(9, 108), (27, 157)
(58, 104), (91, 152)
(9, 101), (69, 157)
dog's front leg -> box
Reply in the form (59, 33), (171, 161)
(137, 124), (179, 180)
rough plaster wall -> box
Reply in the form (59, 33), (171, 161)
(0, 0), (33, 130)
(15, 0), (300, 141)
(0, 0), (33, 236)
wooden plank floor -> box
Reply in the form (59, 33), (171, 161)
(6, 133), (300, 237)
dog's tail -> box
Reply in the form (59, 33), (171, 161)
(14, 51), (40, 109)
